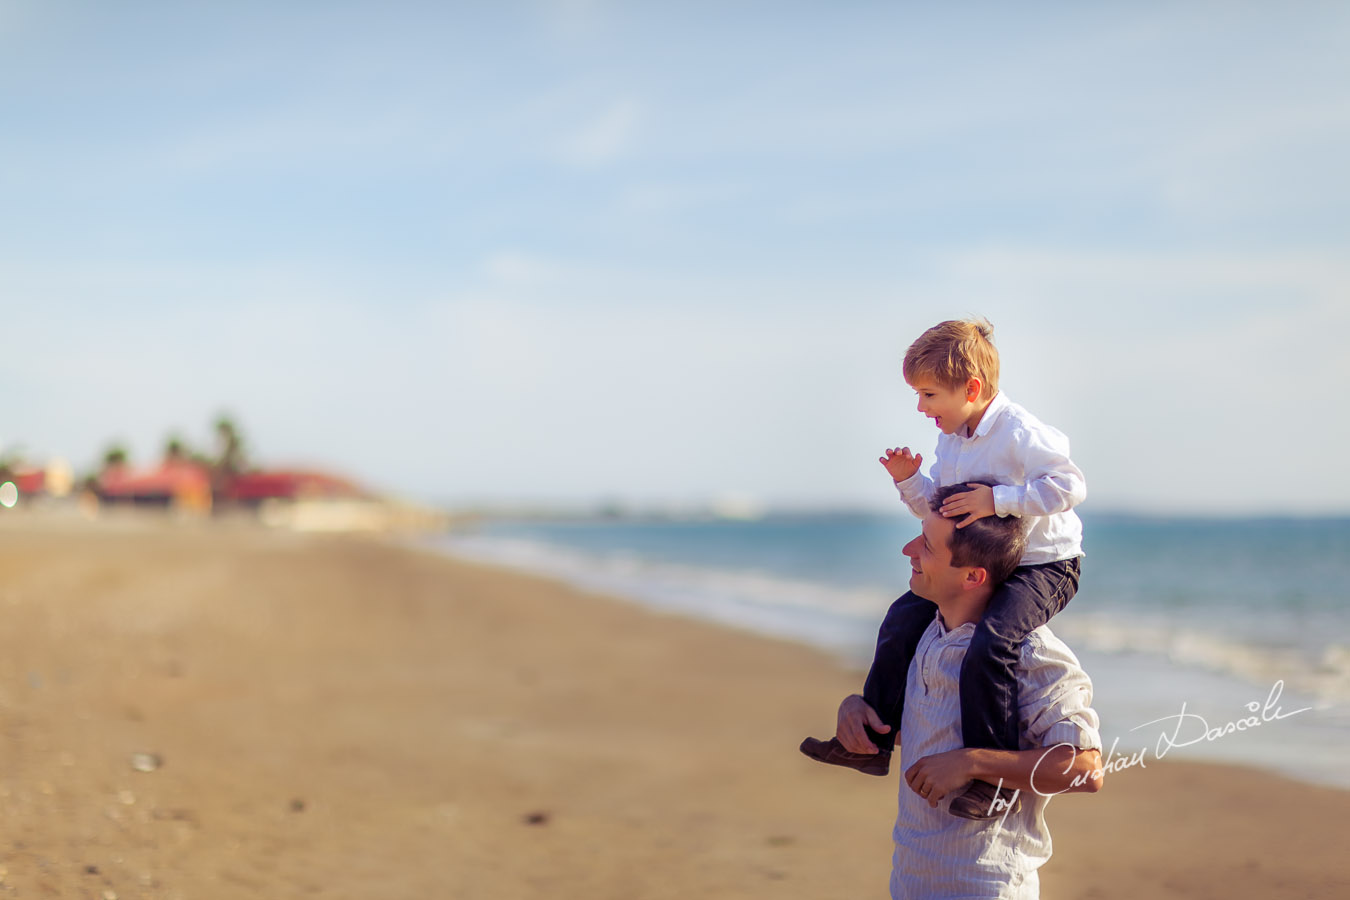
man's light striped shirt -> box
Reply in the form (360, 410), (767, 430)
(890, 614), (1101, 900)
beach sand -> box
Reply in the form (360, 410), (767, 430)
(1, 513), (1346, 899)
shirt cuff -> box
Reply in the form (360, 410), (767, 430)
(992, 484), (1018, 517)
(895, 470), (923, 497)
(1041, 719), (1102, 752)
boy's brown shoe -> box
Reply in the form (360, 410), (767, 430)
(798, 736), (891, 776)
(948, 779), (1021, 820)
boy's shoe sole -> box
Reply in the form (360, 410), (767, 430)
(948, 779), (1021, 820)
(798, 736), (891, 776)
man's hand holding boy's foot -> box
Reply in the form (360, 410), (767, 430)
(799, 694), (893, 776)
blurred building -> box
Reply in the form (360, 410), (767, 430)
(1, 458), (76, 508)
(12, 455), (447, 534)
(217, 469), (368, 507)
(96, 460), (213, 514)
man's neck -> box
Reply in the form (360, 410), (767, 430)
(936, 593), (992, 629)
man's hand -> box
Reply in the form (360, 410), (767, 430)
(904, 748), (977, 808)
(836, 694), (891, 754)
(880, 447), (922, 483)
(938, 483), (996, 529)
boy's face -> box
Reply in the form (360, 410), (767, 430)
(908, 376), (981, 436)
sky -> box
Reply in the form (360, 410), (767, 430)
(2, 1), (1348, 515)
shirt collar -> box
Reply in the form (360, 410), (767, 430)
(930, 608), (976, 640)
(964, 391), (1009, 440)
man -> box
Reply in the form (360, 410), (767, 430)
(817, 482), (1104, 899)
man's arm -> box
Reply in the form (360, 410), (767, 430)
(903, 745), (1103, 808)
(906, 628), (1104, 808)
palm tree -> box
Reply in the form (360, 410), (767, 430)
(102, 444), (129, 471)
(163, 435), (188, 464)
(0, 451), (18, 484)
(214, 415), (246, 475)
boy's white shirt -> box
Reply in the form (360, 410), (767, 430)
(895, 392), (1085, 565)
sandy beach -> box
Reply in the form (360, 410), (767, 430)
(1, 513), (1346, 899)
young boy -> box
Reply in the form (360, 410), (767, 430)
(800, 318), (1086, 820)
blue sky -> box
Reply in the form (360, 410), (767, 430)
(3, 1), (1348, 514)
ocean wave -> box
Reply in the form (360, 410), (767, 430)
(427, 533), (891, 655)
(425, 533), (1350, 704)
(1054, 612), (1350, 705)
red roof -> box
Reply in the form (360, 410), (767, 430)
(12, 469), (46, 494)
(99, 462), (211, 498)
(221, 469), (366, 502)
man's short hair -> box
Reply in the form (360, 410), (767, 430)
(931, 481), (1026, 586)
(903, 318), (1000, 400)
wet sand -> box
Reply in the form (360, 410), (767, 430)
(0, 513), (1346, 898)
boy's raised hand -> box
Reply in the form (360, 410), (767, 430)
(880, 447), (923, 483)
(939, 483), (996, 528)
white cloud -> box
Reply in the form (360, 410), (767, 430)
(539, 0), (611, 40)
(619, 181), (746, 215)
(1144, 93), (1350, 221)
(482, 251), (565, 285)
(554, 98), (641, 165)
(938, 247), (1350, 303)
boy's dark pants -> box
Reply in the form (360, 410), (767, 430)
(861, 557), (1082, 753)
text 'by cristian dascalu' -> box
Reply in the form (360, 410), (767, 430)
(982, 680), (1314, 820)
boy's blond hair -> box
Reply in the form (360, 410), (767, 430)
(903, 318), (1000, 400)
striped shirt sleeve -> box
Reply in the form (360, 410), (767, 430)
(1018, 628), (1102, 751)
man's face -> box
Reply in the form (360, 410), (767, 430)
(902, 512), (970, 602)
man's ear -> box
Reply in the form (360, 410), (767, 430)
(965, 377), (982, 402)
(962, 566), (990, 590)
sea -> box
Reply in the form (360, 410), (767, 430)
(421, 511), (1350, 789)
